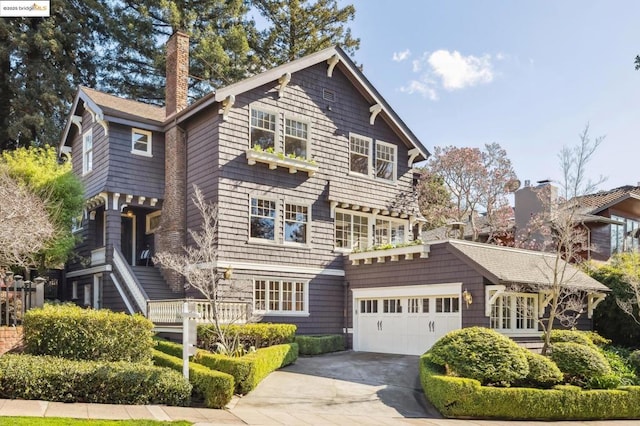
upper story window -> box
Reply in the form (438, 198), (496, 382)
(490, 293), (537, 333)
(250, 197), (276, 241)
(375, 218), (405, 246)
(284, 118), (310, 159)
(284, 203), (309, 244)
(250, 108), (277, 151)
(82, 129), (93, 175)
(611, 215), (639, 255)
(335, 211), (369, 250)
(349, 134), (371, 176)
(375, 141), (397, 181)
(132, 128), (152, 157)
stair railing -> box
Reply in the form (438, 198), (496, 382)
(112, 247), (148, 314)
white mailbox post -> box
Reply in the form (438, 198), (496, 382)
(181, 301), (202, 380)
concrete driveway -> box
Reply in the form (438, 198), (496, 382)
(229, 351), (440, 424)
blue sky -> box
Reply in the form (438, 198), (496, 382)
(341, 0), (640, 190)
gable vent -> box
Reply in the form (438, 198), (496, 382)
(323, 88), (336, 102)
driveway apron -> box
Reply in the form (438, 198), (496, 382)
(229, 351), (441, 424)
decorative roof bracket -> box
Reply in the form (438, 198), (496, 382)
(86, 106), (109, 137)
(71, 115), (82, 133)
(369, 104), (382, 125)
(485, 285), (506, 316)
(588, 292), (607, 319)
(221, 94), (235, 121)
(278, 73), (291, 98)
(327, 54), (339, 77)
(408, 148), (421, 167)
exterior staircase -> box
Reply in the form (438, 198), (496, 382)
(131, 266), (178, 300)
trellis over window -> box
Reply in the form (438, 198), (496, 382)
(485, 285), (608, 322)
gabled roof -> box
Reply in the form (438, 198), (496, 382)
(444, 239), (609, 292)
(174, 46), (430, 161)
(59, 87), (165, 150)
(572, 185), (640, 215)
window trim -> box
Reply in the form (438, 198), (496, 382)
(489, 291), (539, 335)
(82, 128), (93, 175)
(249, 195), (278, 243)
(283, 201), (311, 246)
(131, 128), (153, 157)
(348, 133), (373, 177)
(253, 278), (310, 316)
(249, 106), (279, 151)
(335, 208), (409, 252)
(283, 114), (312, 160)
(375, 140), (397, 182)
(146, 210), (161, 235)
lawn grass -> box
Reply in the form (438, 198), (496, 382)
(0, 418), (191, 425)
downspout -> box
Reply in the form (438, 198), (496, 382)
(343, 279), (349, 348)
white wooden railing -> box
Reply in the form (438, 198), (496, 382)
(91, 247), (106, 266)
(147, 299), (249, 325)
(112, 247), (148, 313)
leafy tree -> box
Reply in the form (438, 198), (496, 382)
(635, 54), (640, 70)
(251, 0), (360, 68)
(2, 146), (84, 269)
(415, 171), (452, 231)
(0, 0), (109, 149)
(101, 0), (258, 103)
(422, 143), (517, 241)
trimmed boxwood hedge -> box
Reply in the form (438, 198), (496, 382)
(0, 354), (190, 406)
(23, 304), (154, 362)
(295, 335), (344, 355)
(549, 342), (612, 388)
(152, 349), (234, 408)
(197, 323), (297, 351)
(420, 353), (640, 420)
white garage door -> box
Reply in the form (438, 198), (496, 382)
(353, 283), (462, 356)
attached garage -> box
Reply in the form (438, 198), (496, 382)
(352, 283), (461, 355)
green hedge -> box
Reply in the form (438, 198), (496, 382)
(420, 353), (640, 419)
(194, 343), (299, 394)
(0, 354), (190, 406)
(152, 349), (234, 408)
(198, 323), (296, 350)
(295, 335), (344, 355)
(23, 304), (154, 362)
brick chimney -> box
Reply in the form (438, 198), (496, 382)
(157, 31), (189, 293)
(165, 31), (189, 116)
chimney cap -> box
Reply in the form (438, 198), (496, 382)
(536, 179), (552, 185)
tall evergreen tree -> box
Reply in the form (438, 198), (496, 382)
(101, 0), (258, 103)
(251, 0), (359, 68)
(0, 0), (108, 150)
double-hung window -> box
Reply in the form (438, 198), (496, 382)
(82, 129), (93, 174)
(284, 203), (309, 244)
(349, 134), (371, 176)
(254, 279), (307, 314)
(335, 211), (369, 250)
(284, 118), (310, 159)
(132, 128), (152, 156)
(250, 198), (276, 241)
(375, 141), (396, 181)
(250, 109), (277, 151)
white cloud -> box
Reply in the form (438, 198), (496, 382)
(399, 49), (496, 100)
(392, 49), (411, 62)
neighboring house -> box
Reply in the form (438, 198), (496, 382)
(515, 181), (640, 261)
(58, 32), (608, 355)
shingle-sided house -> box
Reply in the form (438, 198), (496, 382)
(59, 32), (608, 355)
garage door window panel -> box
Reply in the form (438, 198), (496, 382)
(435, 296), (459, 313)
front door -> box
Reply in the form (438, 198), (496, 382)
(120, 215), (136, 266)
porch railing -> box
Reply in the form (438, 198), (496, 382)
(112, 247), (148, 313)
(147, 299), (249, 325)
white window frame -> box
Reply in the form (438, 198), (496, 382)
(375, 140), (397, 182)
(335, 208), (411, 252)
(83, 284), (91, 306)
(283, 201), (311, 246)
(71, 281), (78, 299)
(249, 107), (279, 151)
(283, 115), (311, 160)
(146, 210), (161, 234)
(335, 210), (370, 251)
(82, 129), (93, 175)
(249, 196), (278, 243)
(374, 218), (407, 246)
(349, 133), (372, 177)
(489, 292), (539, 335)
(131, 128), (153, 157)
(253, 278), (309, 316)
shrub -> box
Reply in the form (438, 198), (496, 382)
(295, 335), (344, 355)
(420, 352), (640, 420)
(195, 343), (299, 394)
(23, 304), (154, 362)
(629, 350), (640, 373)
(198, 323), (296, 351)
(600, 346), (638, 386)
(515, 351), (563, 388)
(548, 329), (595, 347)
(428, 327), (529, 386)
(549, 342), (612, 388)
(0, 354), (190, 405)
(152, 349), (234, 408)
(584, 331), (611, 347)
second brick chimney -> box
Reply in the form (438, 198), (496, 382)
(165, 31), (189, 116)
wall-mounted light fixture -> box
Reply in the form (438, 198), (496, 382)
(224, 266), (233, 280)
(462, 289), (473, 308)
